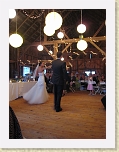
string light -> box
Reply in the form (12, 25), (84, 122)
(22, 9), (45, 19)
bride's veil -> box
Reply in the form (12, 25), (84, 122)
(33, 64), (39, 79)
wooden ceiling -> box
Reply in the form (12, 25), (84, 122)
(9, 9), (106, 62)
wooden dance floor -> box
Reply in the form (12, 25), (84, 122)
(9, 91), (106, 139)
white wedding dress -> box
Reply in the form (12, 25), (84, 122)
(23, 72), (49, 104)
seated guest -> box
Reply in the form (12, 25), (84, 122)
(9, 106), (23, 139)
(45, 73), (53, 93)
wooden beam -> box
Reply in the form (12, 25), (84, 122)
(30, 36), (106, 46)
(9, 60), (16, 63)
(89, 41), (106, 56)
(62, 43), (72, 53)
(93, 22), (105, 37)
(43, 46), (55, 59)
(19, 46), (31, 59)
(17, 10), (35, 31)
(53, 43), (58, 56)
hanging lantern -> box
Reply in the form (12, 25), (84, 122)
(44, 25), (55, 36)
(61, 57), (64, 61)
(45, 12), (63, 30)
(57, 31), (64, 39)
(9, 9), (16, 19)
(77, 40), (88, 51)
(77, 24), (86, 34)
(9, 33), (23, 48)
(49, 50), (53, 54)
(37, 44), (43, 51)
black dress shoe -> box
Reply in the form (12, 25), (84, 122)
(56, 108), (62, 112)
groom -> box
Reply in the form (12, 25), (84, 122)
(51, 51), (67, 112)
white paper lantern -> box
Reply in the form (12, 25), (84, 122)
(61, 57), (64, 61)
(45, 12), (63, 30)
(49, 50), (53, 54)
(37, 44), (43, 51)
(44, 25), (55, 36)
(77, 40), (88, 51)
(9, 9), (16, 19)
(77, 24), (86, 34)
(9, 34), (23, 48)
(57, 32), (64, 39)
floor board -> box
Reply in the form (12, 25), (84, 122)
(9, 91), (106, 139)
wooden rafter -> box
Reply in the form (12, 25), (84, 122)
(93, 21), (105, 37)
(30, 36), (106, 46)
(62, 43), (72, 53)
(43, 46), (54, 59)
(89, 41), (106, 56)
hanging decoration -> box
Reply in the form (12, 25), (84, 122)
(77, 9), (86, 34)
(77, 39), (88, 51)
(9, 9), (16, 19)
(44, 11), (63, 36)
(77, 24), (86, 34)
(9, 10), (23, 48)
(57, 31), (64, 39)
(9, 34), (23, 48)
(44, 25), (55, 36)
(37, 44), (43, 51)
(77, 10), (87, 51)
(61, 57), (64, 61)
(22, 9), (45, 19)
(37, 22), (43, 51)
(45, 12), (63, 30)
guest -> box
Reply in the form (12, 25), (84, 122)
(9, 106), (23, 139)
(70, 72), (76, 90)
(51, 51), (67, 112)
(87, 74), (94, 95)
(45, 73), (53, 93)
(75, 73), (80, 90)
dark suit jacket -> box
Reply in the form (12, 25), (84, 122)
(51, 59), (67, 85)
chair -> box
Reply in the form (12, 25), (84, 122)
(100, 84), (106, 95)
(93, 85), (100, 95)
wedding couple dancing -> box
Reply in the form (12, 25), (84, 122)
(23, 51), (67, 112)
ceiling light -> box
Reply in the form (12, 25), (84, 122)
(37, 44), (43, 51)
(49, 50), (53, 54)
(45, 11), (63, 30)
(57, 31), (64, 39)
(9, 9), (16, 19)
(61, 57), (64, 61)
(77, 24), (86, 34)
(37, 22), (43, 51)
(44, 25), (55, 36)
(77, 40), (88, 51)
(77, 10), (86, 34)
(9, 10), (23, 48)
(9, 34), (23, 48)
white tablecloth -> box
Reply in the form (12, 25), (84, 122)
(9, 81), (37, 101)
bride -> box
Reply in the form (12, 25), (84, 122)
(23, 61), (49, 104)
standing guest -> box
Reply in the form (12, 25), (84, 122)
(51, 51), (67, 112)
(87, 74), (94, 95)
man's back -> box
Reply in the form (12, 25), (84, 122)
(52, 59), (66, 85)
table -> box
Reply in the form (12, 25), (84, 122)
(9, 81), (37, 101)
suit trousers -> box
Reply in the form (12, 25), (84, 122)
(53, 84), (63, 110)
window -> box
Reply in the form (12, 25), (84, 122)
(23, 66), (30, 76)
(85, 70), (95, 76)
